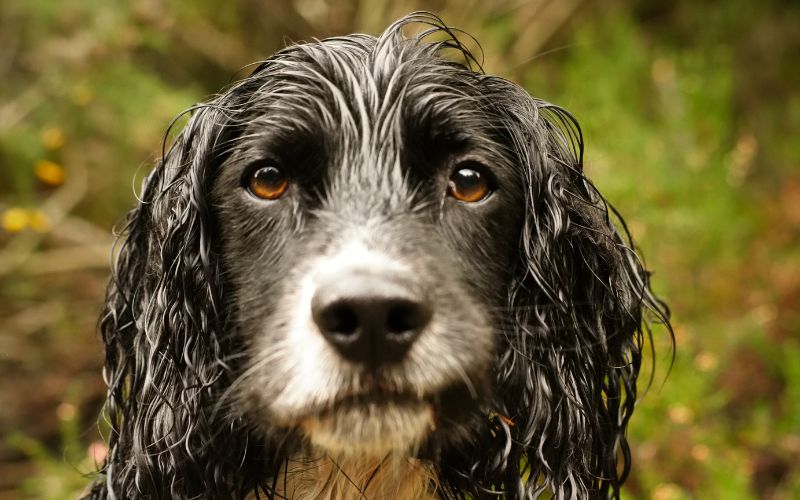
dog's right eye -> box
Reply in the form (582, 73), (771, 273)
(247, 165), (288, 200)
(448, 162), (494, 203)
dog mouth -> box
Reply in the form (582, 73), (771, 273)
(265, 365), (489, 456)
(325, 387), (428, 409)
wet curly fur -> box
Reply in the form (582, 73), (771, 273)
(88, 12), (672, 499)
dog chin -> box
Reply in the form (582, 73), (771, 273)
(299, 400), (436, 457)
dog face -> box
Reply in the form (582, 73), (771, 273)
(93, 13), (670, 499)
(210, 40), (526, 455)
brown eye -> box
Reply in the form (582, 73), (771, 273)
(448, 164), (493, 203)
(248, 165), (288, 200)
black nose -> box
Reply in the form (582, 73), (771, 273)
(311, 271), (432, 366)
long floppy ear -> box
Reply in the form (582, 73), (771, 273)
(505, 96), (671, 498)
(444, 83), (672, 499)
(89, 100), (268, 498)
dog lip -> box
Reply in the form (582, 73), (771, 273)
(329, 390), (425, 410)
(295, 382), (433, 420)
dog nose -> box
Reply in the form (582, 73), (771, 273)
(311, 271), (431, 366)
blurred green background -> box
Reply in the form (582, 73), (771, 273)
(1, 0), (798, 498)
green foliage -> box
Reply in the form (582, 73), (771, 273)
(6, 384), (96, 499)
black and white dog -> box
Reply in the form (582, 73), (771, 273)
(89, 12), (671, 499)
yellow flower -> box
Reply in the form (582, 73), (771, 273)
(56, 402), (77, 421)
(2, 207), (29, 232)
(71, 85), (92, 106)
(28, 210), (50, 232)
(40, 126), (66, 150)
(667, 405), (694, 425)
(652, 483), (683, 500)
(34, 159), (66, 186)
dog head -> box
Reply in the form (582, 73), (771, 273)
(94, 12), (670, 499)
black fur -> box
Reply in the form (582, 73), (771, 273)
(89, 12), (672, 499)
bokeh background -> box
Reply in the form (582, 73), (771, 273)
(1, 0), (798, 498)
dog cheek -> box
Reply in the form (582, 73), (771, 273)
(438, 206), (520, 299)
(405, 288), (495, 395)
(242, 266), (349, 421)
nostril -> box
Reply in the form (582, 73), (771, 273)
(317, 302), (359, 336)
(386, 301), (431, 336)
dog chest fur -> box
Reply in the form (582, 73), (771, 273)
(270, 456), (439, 500)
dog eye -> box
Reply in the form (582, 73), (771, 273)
(247, 165), (288, 200)
(447, 163), (493, 203)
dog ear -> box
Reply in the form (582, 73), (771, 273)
(453, 86), (671, 498)
(510, 100), (671, 497)
(91, 101), (265, 498)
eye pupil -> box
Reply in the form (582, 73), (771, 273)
(448, 166), (492, 203)
(248, 165), (288, 200)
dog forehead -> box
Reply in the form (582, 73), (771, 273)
(251, 34), (483, 133)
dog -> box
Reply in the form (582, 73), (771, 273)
(88, 12), (671, 499)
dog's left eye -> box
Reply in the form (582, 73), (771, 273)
(448, 162), (494, 203)
(247, 165), (289, 200)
